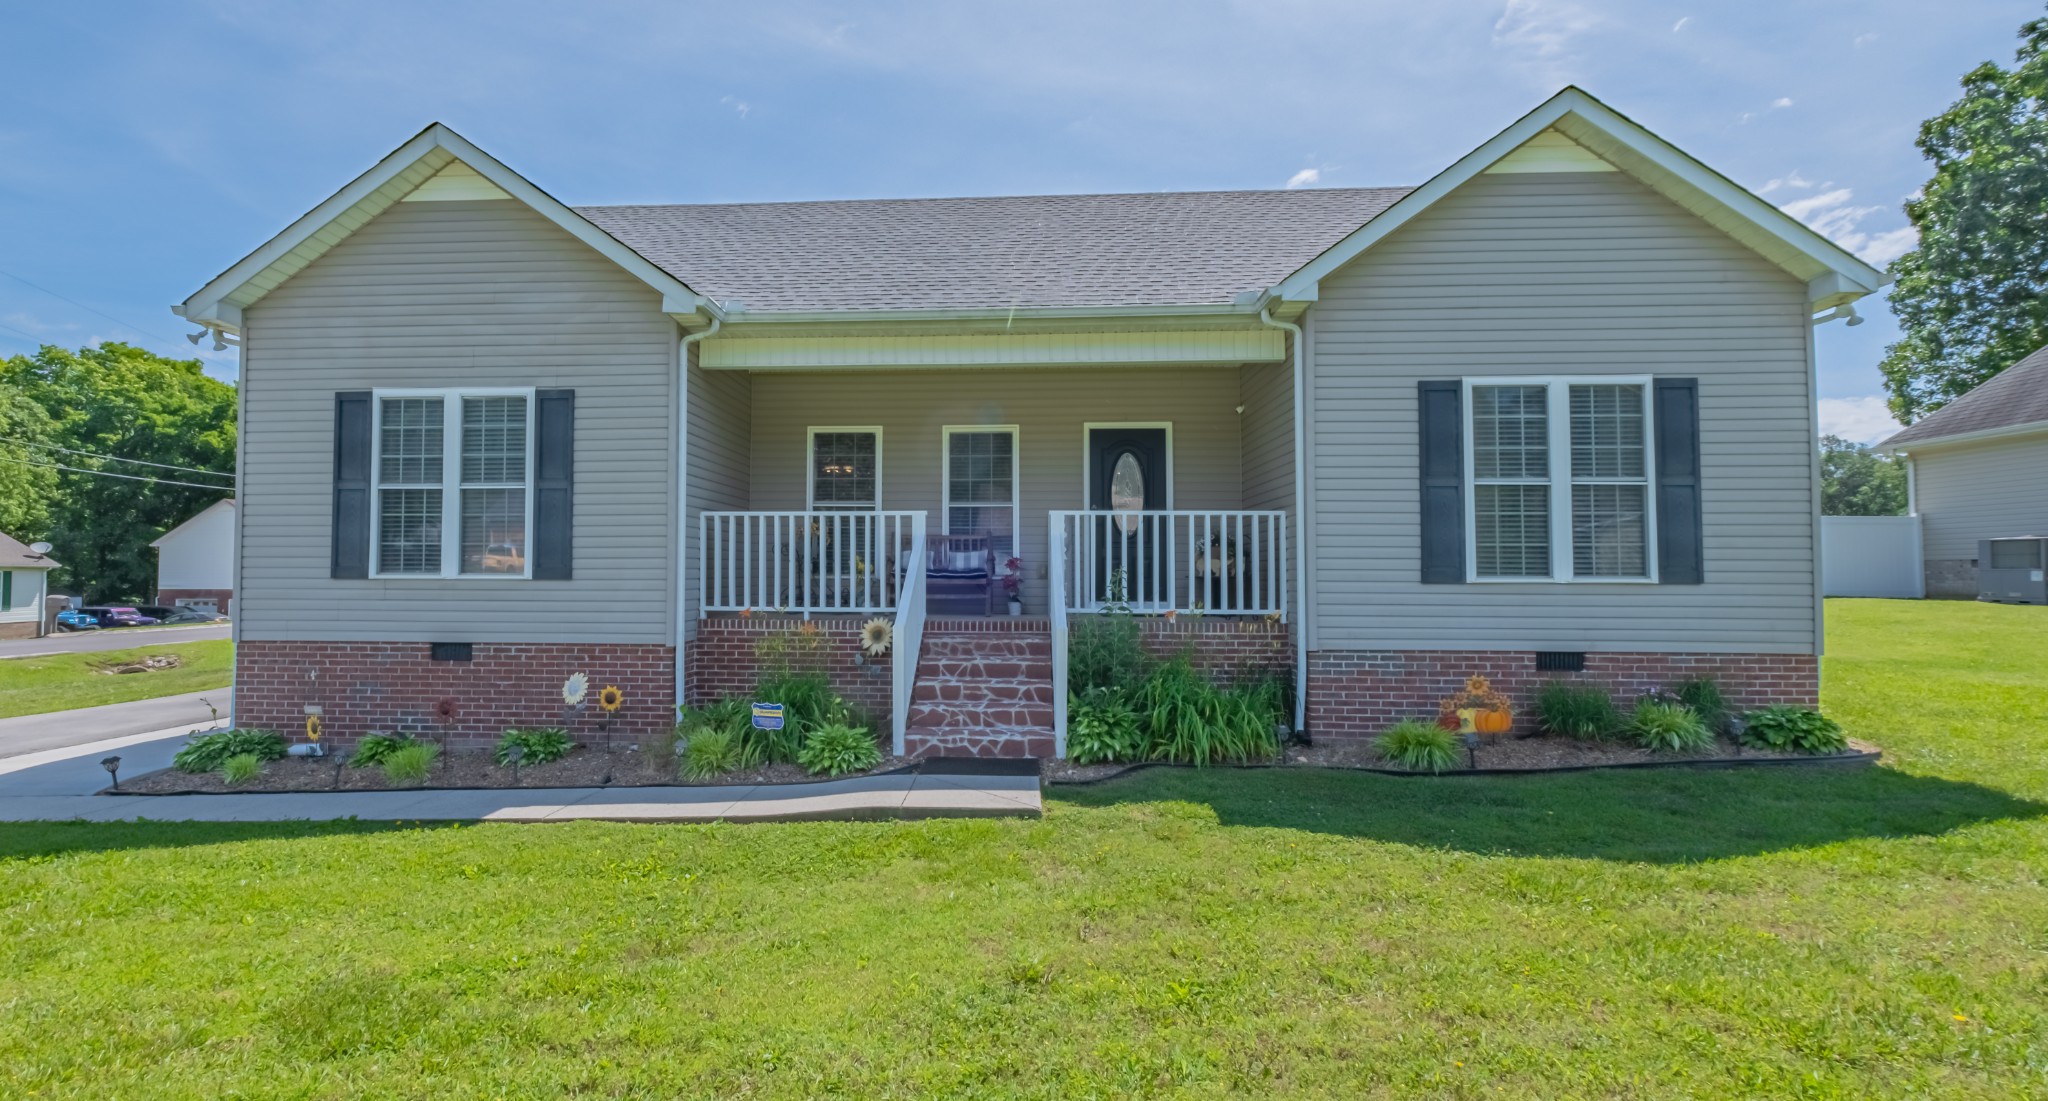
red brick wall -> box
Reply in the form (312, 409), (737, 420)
(1306, 649), (1820, 741)
(1134, 617), (1293, 682)
(682, 617), (894, 723)
(157, 588), (234, 617)
(234, 641), (675, 749)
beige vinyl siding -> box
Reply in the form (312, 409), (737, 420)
(740, 367), (1244, 614)
(1239, 359), (1296, 607)
(239, 198), (679, 644)
(1912, 433), (2048, 561)
(1307, 170), (1818, 654)
(684, 345), (752, 634)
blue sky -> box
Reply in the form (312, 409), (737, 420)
(1, 1), (2037, 441)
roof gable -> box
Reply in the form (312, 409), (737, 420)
(0, 531), (56, 570)
(150, 498), (236, 549)
(176, 125), (716, 332)
(1268, 87), (1888, 311)
(1882, 345), (2048, 450)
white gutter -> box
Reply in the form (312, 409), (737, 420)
(1257, 307), (1310, 734)
(673, 318), (721, 715)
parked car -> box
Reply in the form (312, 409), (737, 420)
(55, 609), (100, 631)
(159, 607), (226, 624)
(82, 606), (160, 627)
(134, 605), (176, 620)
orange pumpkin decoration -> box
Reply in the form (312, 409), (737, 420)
(1474, 709), (1512, 735)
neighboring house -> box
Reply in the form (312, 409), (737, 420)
(151, 498), (236, 616)
(0, 532), (57, 640)
(1880, 345), (2048, 598)
(173, 87), (1885, 756)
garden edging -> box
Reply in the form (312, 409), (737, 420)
(1048, 745), (1881, 785)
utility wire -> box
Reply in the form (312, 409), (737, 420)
(0, 437), (235, 480)
(0, 454), (236, 492)
(0, 268), (186, 348)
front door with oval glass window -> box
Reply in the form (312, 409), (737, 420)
(1086, 427), (1168, 608)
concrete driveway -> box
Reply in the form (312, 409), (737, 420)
(0, 689), (231, 760)
(0, 623), (231, 659)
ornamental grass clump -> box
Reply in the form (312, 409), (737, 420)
(680, 727), (746, 779)
(1133, 659), (1279, 766)
(1532, 680), (1621, 740)
(797, 723), (883, 777)
(1377, 719), (1460, 773)
(380, 743), (439, 785)
(1740, 705), (1847, 754)
(219, 752), (263, 786)
(349, 732), (420, 768)
(1630, 699), (1715, 753)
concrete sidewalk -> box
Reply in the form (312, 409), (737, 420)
(0, 727), (1043, 823)
(0, 690), (231, 760)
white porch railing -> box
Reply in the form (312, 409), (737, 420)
(889, 518), (929, 756)
(1050, 510), (1288, 616)
(700, 510), (924, 615)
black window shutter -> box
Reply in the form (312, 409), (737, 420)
(1418, 380), (1465, 584)
(331, 391), (372, 579)
(1654, 377), (1704, 584)
(532, 389), (575, 580)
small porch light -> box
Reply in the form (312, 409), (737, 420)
(100, 756), (122, 790)
(503, 742), (526, 784)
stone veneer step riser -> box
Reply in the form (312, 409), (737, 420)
(907, 630), (1057, 757)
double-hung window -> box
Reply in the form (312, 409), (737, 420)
(371, 389), (534, 578)
(1465, 377), (1655, 582)
(808, 428), (881, 511)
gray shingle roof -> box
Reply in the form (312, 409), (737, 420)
(1882, 344), (2048, 448)
(574, 187), (1413, 313)
(0, 531), (56, 570)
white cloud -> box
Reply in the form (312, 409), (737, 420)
(1285, 167), (1321, 189)
(1819, 396), (1902, 445)
(1758, 171), (1815, 196)
(1492, 0), (1598, 80)
(720, 95), (750, 118)
(1771, 96), (1793, 109)
(1672, 16), (1690, 32)
(1853, 31), (1878, 48)
(1774, 185), (1917, 263)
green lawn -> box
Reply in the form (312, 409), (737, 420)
(1, 602), (2042, 1098)
(0, 640), (233, 719)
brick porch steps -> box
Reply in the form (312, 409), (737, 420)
(904, 629), (1056, 758)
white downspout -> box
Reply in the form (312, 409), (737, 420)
(673, 317), (721, 716)
(1258, 307), (1309, 735)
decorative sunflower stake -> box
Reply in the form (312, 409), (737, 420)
(861, 617), (894, 658)
(596, 684), (625, 752)
(562, 672), (589, 730)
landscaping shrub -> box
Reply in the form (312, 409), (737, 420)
(750, 672), (850, 763)
(1066, 686), (1145, 765)
(681, 727), (746, 779)
(1532, 680), (1620, 740)
(1673, 676), (1729, 733)
(381, 743), (439, 784)
(349, 732), (420, 768)
(1740, 705), (1847, 754)
(496, 727), (572, 767)
(219, 753), (263, 786)
(1630, 699), (1715, 752)
(1067, 613), (1150, 693)
(797, 723), (883, 777)
(173, 729), (286, 774)
(1377, 719), (1460, 773)
(1132, 659), (1279, 766)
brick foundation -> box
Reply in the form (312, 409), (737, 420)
(1306, 649), (1819, 741)
(157, 587), (234, 616)
(1130, 617), (1293, 682)
(234, 641), (676, 749)
(682, 616), (894, 723)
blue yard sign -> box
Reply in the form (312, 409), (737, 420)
(751, 702), (785, 731)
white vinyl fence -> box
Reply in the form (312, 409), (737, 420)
(1821, 515), (1924, 598)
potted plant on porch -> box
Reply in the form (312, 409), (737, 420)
(1003, 556), (1024, 616)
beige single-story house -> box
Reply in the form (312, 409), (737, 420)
(174, 86), (1885, 756)
(151, 498), (236, 616)
(0, 532), (57, 640)
(1880, 344), (2048, 598)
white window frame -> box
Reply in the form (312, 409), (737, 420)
(806, 426), (883, 511)
(942, 425), (1022, 554)
(1462, 376), (1658, 584)
(369, 387), (536, 580)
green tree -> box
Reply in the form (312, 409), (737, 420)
(1820, 435), (1908, 517)
(1881, 10), (2048, 422)
(2, 343), (236, 599)
(0, 374), (59, 538)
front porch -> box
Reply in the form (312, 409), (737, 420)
(681, 361), (1300, 759)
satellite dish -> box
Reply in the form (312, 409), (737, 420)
(28, 542), (52, 556)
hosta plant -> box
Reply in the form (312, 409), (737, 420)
(1066, 687), (1145, 765)
(1740, 706), (1847, 754)
(797, 723), (883, 777)
(174, 729), (286, 774)
(496, 727), (573, 767)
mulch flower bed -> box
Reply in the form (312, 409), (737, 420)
(116, 746), (918, 795)
(1041, 734), (1878, 784)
